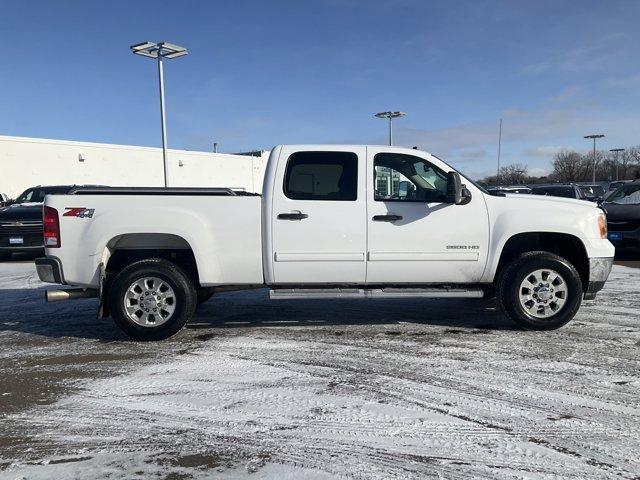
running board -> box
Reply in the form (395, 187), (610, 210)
(269, 287), (483, 300)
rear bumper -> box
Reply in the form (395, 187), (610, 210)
(35, 256), (66, 284)
(584, 256), (614, 300)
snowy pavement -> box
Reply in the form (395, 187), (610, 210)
(0, 258), (639, 479)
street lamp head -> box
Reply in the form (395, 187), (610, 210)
(610, 148), (625, 153)
(131, 41), (188, 60)
(374, 111), (406, 119)
(584, 134), (605, 139)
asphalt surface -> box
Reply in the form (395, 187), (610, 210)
(0, 253), (639, 479)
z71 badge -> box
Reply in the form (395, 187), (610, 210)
(63, 207), (95, 218)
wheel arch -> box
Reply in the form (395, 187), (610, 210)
(492, 232), (589, 290)
(102, 233), (199, 281)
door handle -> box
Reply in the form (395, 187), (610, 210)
(372, 214), (403, 222)
(278, 212), (308, 220)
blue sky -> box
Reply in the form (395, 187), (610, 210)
(1, 0), (639, 178)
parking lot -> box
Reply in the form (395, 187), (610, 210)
(0, 255), (638, 479)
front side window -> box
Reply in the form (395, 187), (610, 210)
(284, 151), (358, 201)
(374, 153), (448, 202)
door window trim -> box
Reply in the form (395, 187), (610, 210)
(283, 151), (359, 201)
(373, 152), (448, 203)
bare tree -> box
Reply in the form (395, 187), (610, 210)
(552, 151), (583, 182)
(492, 163), (528, 184)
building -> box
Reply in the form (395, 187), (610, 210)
(0, 135), (269, 199)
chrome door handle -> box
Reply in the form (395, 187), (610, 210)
(372, 214), (403, 222)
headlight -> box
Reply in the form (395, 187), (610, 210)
(598, 212), (607, 239)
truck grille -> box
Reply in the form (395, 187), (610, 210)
(0, 221), (43, 235)
(608, 220), (640, 232)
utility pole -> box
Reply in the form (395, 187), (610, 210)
(610, 148), (625, 181)
(584, 134), (605, 184)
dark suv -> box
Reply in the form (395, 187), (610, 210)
(602, 181), (640, 249)
(0, 185), (80, 260)
(530, 184), (587, 200)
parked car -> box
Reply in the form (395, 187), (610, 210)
(530, 184), (586, 200)
(601, 181), (640, 249)
(608, 180), (631, 192)
(578, 184), (606, 202)
(36, 145), (613, 340)
(0, 193), (12, 207)
(0, 185), (93, 260)
(487, 186), (532, 195)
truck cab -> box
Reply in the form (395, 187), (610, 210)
(263, 145), (489, 285)
(36, 145), (615, 340)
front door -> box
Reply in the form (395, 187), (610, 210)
(366, 147), (489, 284)
(271, 147), (367, 284)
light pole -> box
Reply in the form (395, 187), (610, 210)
(131, 41), (188, 187)
(497, 118), (502, 176)
(374, 111), (406, 146)
(584, 134), (604, 184)
(610, 148), (625, 181)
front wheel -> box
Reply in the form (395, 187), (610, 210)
(108, 259), (197, 340)
(497, 251), (583, 330)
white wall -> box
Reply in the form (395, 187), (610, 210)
(0, 135), (269, 198)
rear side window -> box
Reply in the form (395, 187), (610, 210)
(284, 151), (358, 201)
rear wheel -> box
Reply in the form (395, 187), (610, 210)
(108, 259), (197, 340)
(498, 251), (583, 330)
(0, 252), (11, 262)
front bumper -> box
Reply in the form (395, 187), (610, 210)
(607, 227), (640, 249)
(584, 256), (614, 300)
(35, 256), (66, 284)
(0, 225), (44, 251)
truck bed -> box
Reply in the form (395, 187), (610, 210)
(45, 189), (264, 288)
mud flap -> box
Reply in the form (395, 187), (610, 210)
(96, 262), (109, 319)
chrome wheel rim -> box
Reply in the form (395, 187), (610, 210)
(123, 277), (176, 327)
(518, 268), (568, 319)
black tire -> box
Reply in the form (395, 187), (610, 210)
(497, 251), (583, 330)
(108, 258), (197, 341)
(0, 252), (11, 262)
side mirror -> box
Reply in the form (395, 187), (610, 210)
(398, 181), (409, 199)
(446, 172), (472, 205)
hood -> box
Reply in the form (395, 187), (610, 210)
(0, 203), (43, 221)
(601, 202), (640, 221)
(502, 193), (595, 208)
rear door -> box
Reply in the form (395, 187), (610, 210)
(366, 147), (489, 284)
(270, 147), (367, 284)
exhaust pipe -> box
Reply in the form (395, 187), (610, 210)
(45, 289), (99, 303)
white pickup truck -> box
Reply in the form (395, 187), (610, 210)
(36, 145), (614, 340)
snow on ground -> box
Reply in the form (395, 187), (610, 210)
(0, 259), (639, 479)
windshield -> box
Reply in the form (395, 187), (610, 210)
(15, 186), (71, 204)
(579, 185), (605, 197)
(430, 154), (490, 194)
(604, 183), (640, 204)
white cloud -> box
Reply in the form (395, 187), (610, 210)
(606, 72), (640, 88)
(524, 146), (572, 157)
(458, 149), (487, 160)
